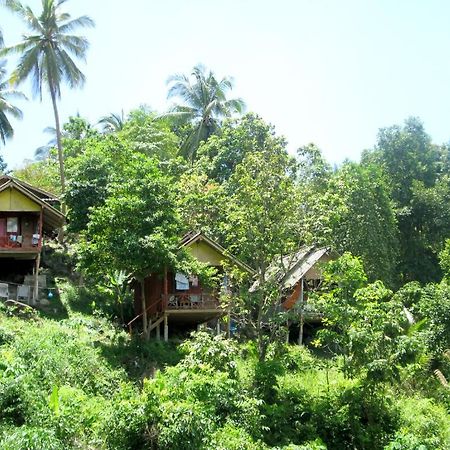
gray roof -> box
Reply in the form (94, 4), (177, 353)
(250, 246), (332, 292)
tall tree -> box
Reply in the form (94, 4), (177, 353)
(329, 163), (399, 285)
(312, 254), (423, 385)
(197, 113), (287, 184)
(34, 125), (57, 160)
(119, 108), (178, 160)
(78, 155), (183, 335)
(0, 60), (25, 145)
(167, 64), (245, 162)
(224, 144), (301, 361)
(0, 0), (94, 200)
(363, 117), (448, 282)
(35, 115), (97, 160)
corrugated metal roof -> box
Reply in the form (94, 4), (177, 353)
(281, 247), (330, 289)
(250, 246), (332, 292)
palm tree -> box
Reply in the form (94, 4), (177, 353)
(167, 64), (245, 162)
(34, 125), (56, 160)
(0, 0), (94, 198)
(98, 110), (126, 134)
(0, 60), (25, 145)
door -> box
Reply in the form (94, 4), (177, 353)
(22, 218), (34, 247)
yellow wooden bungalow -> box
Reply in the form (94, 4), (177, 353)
(0, 176), (64, 303)
(130, 231), (254, 340)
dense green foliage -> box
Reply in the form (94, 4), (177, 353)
(2, 9), (450, 444)
(1, 298), (449, 449)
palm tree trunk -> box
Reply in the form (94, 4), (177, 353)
(49, 85), (66, 242)
(49, 86), (66, 198)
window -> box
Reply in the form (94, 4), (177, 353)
(6, 217), (18, 233)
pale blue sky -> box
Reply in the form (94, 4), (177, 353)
(1, 0), (450, 169)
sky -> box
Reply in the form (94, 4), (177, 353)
(1, 0), (450, 169)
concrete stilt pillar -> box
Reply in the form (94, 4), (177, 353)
(164, 314), (168, 342)
(156, 321), (160, 341)
(32, 253), (41, 305)
(147, 319), (152, 340)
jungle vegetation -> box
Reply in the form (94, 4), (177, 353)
(1, 1), (450, 449)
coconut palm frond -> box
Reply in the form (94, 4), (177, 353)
(166, 64), (246, 162)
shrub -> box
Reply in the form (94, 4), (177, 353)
(314, 385), (399, 449)
(0, 426), (63, 450)
(157, 400), (214, 450)
(386, 397), (450, 449)
(279, 344), (317, 372)
(264, 377), (316, 447)
(205, 422), (266, 449)
(253, 358), (284, 403)
(179, 331), (238, 378)
(277, 440), (327, 450)
(100, 383), (155, 450)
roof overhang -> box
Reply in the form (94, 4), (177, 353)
(0, 179), (64, 231)
(181, 231), (255, 274)
(250, 246), (337, 292)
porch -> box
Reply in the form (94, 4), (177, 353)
(0, 212), (42, 254)
(165, 292), (221, 310)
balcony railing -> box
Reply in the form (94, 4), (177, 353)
(164, 293), (221, 310)
(0, 235), (40, 250)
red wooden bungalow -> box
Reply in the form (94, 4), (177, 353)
(0, 176), (64, 303)
(131, 231), (254, 340)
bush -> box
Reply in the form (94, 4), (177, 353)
(179, 331), (238, 378)
(100, 383), (155, 450)
(4, 318), (125, 397)
(264, 377), (317, 446)
(0, 426), (63, 450)
(315, 385), (399, 449)
(279, 344), (317, 372)
(157, 400), (214, 450)
(46, 385), (106, 446)
(205, 422), (266, 449)
(386, 397), (450, 449)
(277, 440), (327, 450)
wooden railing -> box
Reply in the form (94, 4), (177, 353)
(127, 293), (222, 334)
(126, 298), (163, 333)
(0, 236), (19, 248)
(0, 236), (40, 250)
(164, 293), (221, 310)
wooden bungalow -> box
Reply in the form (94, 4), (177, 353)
(131, 231), (254, 340)
(250, 245), (336, 343)
(0, 176), (64, 303)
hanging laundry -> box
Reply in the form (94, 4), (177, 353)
(189, 275), (199, 287)
(175, 272), (189, 290)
